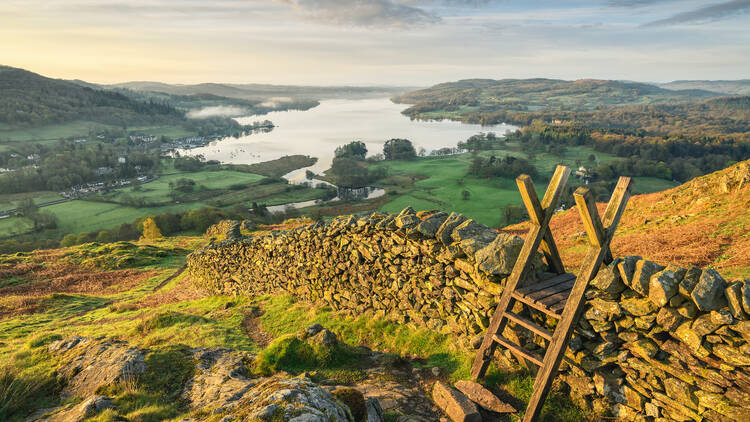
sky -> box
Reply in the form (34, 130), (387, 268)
(1, 0), (749, 86)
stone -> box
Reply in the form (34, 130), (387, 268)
(674, 321), (704, 353)
(617, 256), (641, 287)
(395, 214), (421, 230)
(49, 337), (146, 398)
(45, 395), (114, 422)
(692, 314), (721, 336)
(725, 281), (748, 320)
(431, 381), (481, 422)
(663, 377), (698, 409)
(656, 307), (684, 331)
(454, 380), (515, 413)
(473, 233), (524, 277)
(691, 269), (728, 312)
(183, 347), (258, 409)
(436, 213), (468, 245)
(590, 263), (626, 295)
(366, 398), (385, 422)
(649, 268), (682, 306)
(678, 266), (702, 297)
(621, 296), (658, 316)
(712, 344), (750, 366)
(627, 338), (659, 359)
(630, 260), (665, 296)
(742, 281), (750, 315)
(417, 213), (448, 238)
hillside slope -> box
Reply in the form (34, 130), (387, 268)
(394, 78), (721, 111)
(659, 79), (750, 95)
(504, 160), (750, 278)
(0, 66), (183, 129)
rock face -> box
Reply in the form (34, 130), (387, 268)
(431, 381), (481, 422)
(183, 347), (258, 411)
(48, 337), (146, 397)
(188, 210), (750, 422)
(228, 377), (353, 421)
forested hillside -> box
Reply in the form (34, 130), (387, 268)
(0, 66), (183, 128)
(659, 80), (750, 95)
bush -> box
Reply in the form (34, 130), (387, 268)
(60, 233), (77, 247)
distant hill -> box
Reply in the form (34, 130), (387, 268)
(659, 80), (750, 96)
(394, 78), (722, 112)
(108, 81), (413, 101)
(503, 159), (750, 279)
(0, 66), (183, 129)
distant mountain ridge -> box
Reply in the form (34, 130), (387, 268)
(0, 66), (183, 129)
(393, 78), (723, 111)
(658, 80), (750, 96)
(106, 81), (413, 101)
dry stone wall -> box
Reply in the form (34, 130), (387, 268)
(187, 208), (750, 422)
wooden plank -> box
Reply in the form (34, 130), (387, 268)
(574, 187), (606, 248)
(471, 167), (571, 380)
(537, 285), (573, 307)
(526, 279), (575, 301)
(493, 334), (544, 366)
(516, 273), (575, 296)
(551, 299), (569, 313)
(520, 177), (633, 422)
(504, 311), (553, 341)
(511, 292), (562, 319)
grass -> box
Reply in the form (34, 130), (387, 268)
(104, 170), (264, 204)
(370, 143), (676, 228)
(236, 155), (317, 178)
(45, 200), (209, 234)
(0, 217), (35, 237)
(0, 237), (591, 421)
(0, 191), (64, 213)
(0, 121), (114, 142)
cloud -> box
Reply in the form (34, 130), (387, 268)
(187, 106), (247, 118)
(273, 0), (440, 27)
(642, 0), (750, 26)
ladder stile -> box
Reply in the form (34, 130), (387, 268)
(471, 172), (633, 422)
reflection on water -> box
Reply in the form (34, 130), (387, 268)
(266, 186), (385, 213)
(179, 97), (516, 175)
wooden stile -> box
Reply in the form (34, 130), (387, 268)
(470, 165), (633, 422)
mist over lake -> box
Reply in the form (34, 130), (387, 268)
(180, 97), (517, 179)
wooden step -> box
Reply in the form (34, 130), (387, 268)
(512, 273), (576, 319)
(492, 334), (544, 366)
(503, 311), (553, 341)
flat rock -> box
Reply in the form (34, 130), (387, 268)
(725, 281), (747, 320)
(436, 213), (467, 245)
(432, 381), (481, 422)
(454, 380), (515, 414)
(630, 260), (665, 297)
(473, 233), (524, 277)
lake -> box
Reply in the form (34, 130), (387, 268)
(181, 97), (516, 183)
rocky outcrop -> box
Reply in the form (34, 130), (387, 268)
(48, 337), (145, 398)
(188, 208), (750, 422)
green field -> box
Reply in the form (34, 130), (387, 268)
(0, 217), (35, 237)
(105, 171), (265, 204)
(0, 121), (114, 142)
(0, 191), (65, 212)
(45, 200), (210, 234)
(373, 144), (628, 227)
(631, 177), (679, 194)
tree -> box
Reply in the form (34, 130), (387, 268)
(461, 190), (471, 200)
(334, 141), (367, 160)
(140, 217), (163, 240)
(17, 198), (38, 217)
(383, 138), (416, 160)
(60, 233), (77, 247)
(96, 230), (112, 243)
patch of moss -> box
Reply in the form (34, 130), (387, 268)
(254, 334), (361, 376)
